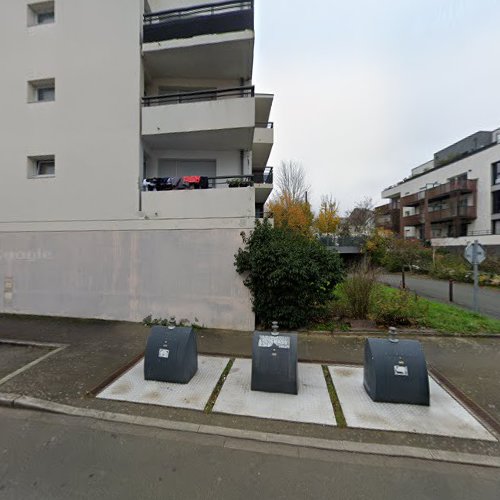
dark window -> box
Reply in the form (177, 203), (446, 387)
(493, 191), (500, 214)
(492, 162), (500, 185)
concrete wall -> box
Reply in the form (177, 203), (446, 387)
(142, 97), (255, 136)
(0, 229), (255, 331)
(0, 0), (144, 224)
(141, 187), (255, 219)
(383, 143), (500, 235)
(432, 235), (500, 256)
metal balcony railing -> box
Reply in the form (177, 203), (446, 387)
(253, 167), (273, 184)
(144, 0), (254, 43)
(255, 122), (274, 128)
(142, 86), (255, 107)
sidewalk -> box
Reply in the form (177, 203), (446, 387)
(0, 314), (498, 460)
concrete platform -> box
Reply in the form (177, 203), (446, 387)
(329, 365), (496, 441)
(97, 356), (229, 411)
(213, 359), (336, 426)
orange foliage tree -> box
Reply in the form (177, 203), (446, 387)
(267, 192), (314, 236)
(314, 195), (341, 235)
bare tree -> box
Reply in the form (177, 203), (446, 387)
(274, 160), (310, 202)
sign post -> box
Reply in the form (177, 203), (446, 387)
(464, 240), (486, 313)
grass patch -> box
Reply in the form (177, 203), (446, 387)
(322, 365), (347, 428)
(379, 286), (500, 335)
(204, 358), (234, 414)
(309, 321), (350, 332)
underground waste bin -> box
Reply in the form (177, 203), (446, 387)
(363, 332), (430, 405)
(144, 325), (198, 384)
(251, 324), (298, 395)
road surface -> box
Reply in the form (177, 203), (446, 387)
(0, 407), (498, 500)
(380, 273), (500, 320)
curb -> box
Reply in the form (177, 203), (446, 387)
(1, 392), (499, 469)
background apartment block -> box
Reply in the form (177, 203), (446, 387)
(0, 0), (274, 330)
(377, 127), (500, 253)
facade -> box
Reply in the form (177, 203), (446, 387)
(0, 0), (274, 330)
(377, 127), (500, 251)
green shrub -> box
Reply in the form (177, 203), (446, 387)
(371, 286), (427, 326)
(234, 220), (344, 329)
(334, 266), (377, 319)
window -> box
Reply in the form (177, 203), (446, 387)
(28, 79), (55, 103)
(28, 2), (55, 26)
(492, 162), (500, 185)
(37, 86), (55, 102)
(28, 156), (55, 178)
(493, 192), (500, 215)
(37, 11), (54, 24)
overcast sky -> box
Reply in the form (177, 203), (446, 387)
(253, 0), (500, 213)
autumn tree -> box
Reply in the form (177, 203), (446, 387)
(267, 161), (314, 236)
(314, 195), (341, 235)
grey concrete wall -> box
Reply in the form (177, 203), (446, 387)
(0, 229), (255, 331)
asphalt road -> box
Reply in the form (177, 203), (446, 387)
(0, 408), (498, 500)
(380, 273), (500, 320)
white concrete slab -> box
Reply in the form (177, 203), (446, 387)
(329, 365), (496, 441)
(97, 356), (229, 411)
(213, 359), (336, 426)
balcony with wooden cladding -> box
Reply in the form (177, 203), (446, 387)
(426, 179), (477, 200)
(401, 213), (424, 226)
(401, 191), (425, 207)
(427, 205), (477, 223)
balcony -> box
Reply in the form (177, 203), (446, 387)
(402, 213), (424, 226)
(141, 182), (255, 220)
(426, 179), (477, 201)
(142, 1), (254, 80)
(144, 1), (254, 43)
(401, 191), (425, 207)
(142, 86), (255, 150)
(428, 206), (476, 223)
(253, 167), (273, 204)
(253, 121), (274, 169)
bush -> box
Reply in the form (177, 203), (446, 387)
(371, 287), (427, 326)
(334, 266), (377, 319)
(234, 220), (344, 329)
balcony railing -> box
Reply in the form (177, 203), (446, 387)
(255, 122), (274, 128)
(143, 0), (254, 43)
(428, 206), (477, 222)
(143, 86), (255, 107)
(253, 167), (273, 184)
(402, 213), (424, 226)
(426, 179), (477, 200)
(401, 190), (425, 207)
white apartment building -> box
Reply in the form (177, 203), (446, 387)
(0, 0), (275, 330)
(378, 127), (500, 253)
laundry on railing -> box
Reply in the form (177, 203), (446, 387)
(142, 177), (209, 191)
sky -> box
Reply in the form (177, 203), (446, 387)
(252, 0), (500, 214)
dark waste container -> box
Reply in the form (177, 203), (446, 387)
(363, 337), (430, 405)
(144, 326), (198, 384)
(251, 331), (298, 395)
